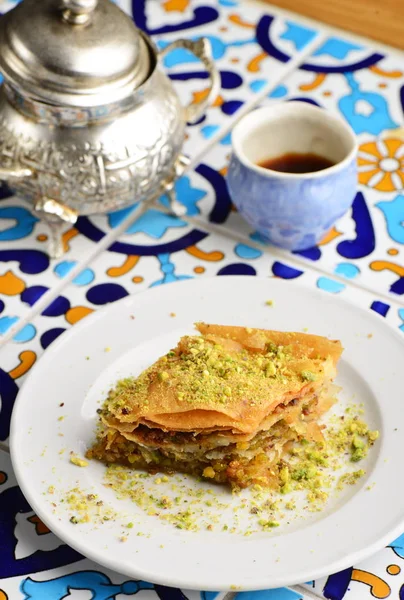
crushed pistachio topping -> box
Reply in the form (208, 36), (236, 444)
(69, 454), (88, 467)
(325, 412), (379, 464)
(274, 411), (379, 511)
(301, 370), (317, 382)
(101, 334), (328, 415)
(258, 519), (279, 529)
(63, 487), (118, 525)
(337, 470), (365, 490)
(103, 376), (150, 413)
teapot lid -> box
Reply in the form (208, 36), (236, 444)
(0, 0), (153, 107)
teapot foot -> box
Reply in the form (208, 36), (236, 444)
(45, 220), (67, 259)
(34, 196), (78, 258)
(167, 187), (187, 217)
(164, 153), (191, 218)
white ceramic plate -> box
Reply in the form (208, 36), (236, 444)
(10, 277), (404, 591)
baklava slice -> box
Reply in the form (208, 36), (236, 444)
(86, 323), (342, 489)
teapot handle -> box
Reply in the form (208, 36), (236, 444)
(159, 37), (220, 124)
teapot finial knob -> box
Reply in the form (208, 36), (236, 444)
(61, 0), (98, 25)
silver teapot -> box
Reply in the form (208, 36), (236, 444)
(0, 0), (220, 257)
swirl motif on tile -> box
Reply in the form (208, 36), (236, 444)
(20, 572), (155, 600)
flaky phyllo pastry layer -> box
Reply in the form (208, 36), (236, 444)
(86, 323), (343, 488)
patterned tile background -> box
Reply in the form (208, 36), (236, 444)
(0, 0), (404, 599)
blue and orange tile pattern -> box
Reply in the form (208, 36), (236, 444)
(0, 0), (404, 599)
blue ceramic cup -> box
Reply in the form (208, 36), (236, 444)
(227, 102), (357, 250)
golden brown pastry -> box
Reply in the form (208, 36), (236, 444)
(86, 323), (342, 488)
